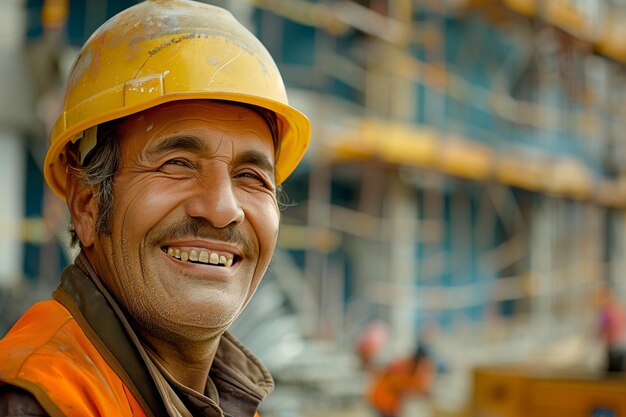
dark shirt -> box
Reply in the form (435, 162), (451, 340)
(0, 386), (47, 417)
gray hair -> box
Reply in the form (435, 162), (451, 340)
(67, 120), (121, 247)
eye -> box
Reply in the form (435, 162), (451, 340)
(237, 171), (261, 180)
(236, 170), (274, 190)
(157, 158), (195, 174)
(163, 158), (192, 168)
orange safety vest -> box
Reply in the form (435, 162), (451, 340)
(367, 357), (435, 416)
(0, 300), (264, 417)
(0, 300), (148, 417)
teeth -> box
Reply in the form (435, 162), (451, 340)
(209, 252), (219, 265)
(165, 247), (233, 266)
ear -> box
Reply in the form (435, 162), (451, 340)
(65, 173), (98, 248)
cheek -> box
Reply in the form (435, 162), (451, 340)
(251, 196), (280, 249)
(239, 190), (280, 260)
(260, 213), (280, 253)
(114, 178), (184, 232)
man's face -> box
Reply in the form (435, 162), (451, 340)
(88, 100), (279, 342)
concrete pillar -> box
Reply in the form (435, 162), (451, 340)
(0, 130), (25, 286)
(386, 173), (418, 354)
(0, 0), (30, 286)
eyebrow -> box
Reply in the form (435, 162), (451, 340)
(146, 134), (276, 179)
(146, 134), (209, 161)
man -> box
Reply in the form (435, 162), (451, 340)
(596, 285), (626, 373)
(367, 345), (436, 417)
(0, 1), (310, 416)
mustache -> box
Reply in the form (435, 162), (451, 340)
(155, 217), (253, 258)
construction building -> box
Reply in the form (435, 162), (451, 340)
(1, 0), (626, 415)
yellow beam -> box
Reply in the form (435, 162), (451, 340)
(503, 0), (536, 17)
(545, 0), (591, 39)
(495, 153), (546, 192)
(327, 119), (626, 208)
(278, 224), (342, 252)
(438, 136), (493, 181)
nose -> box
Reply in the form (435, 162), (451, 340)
(185, 171), (245, 228)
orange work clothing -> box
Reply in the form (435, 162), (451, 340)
(0, 300), (147, 417)
(0, 257), (271, 417)
(367, 357), (435, 416)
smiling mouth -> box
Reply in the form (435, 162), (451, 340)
(162, 246), (236, 267)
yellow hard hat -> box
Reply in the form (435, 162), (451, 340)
(44, 0), (310, 197)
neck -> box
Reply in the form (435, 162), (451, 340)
(77, 251), (226, 392)
(140, 330), (222, 392)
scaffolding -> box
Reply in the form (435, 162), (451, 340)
(3, 0), (626, 415)
(249, 0), (626, 412)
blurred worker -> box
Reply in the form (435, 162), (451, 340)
(356, 320), (390, 371)
(367, 344), (437, 417)
(596, 285), (626, 373)
(0, 1), (310, 416)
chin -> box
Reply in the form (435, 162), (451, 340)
(167, 299), (245, 332)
